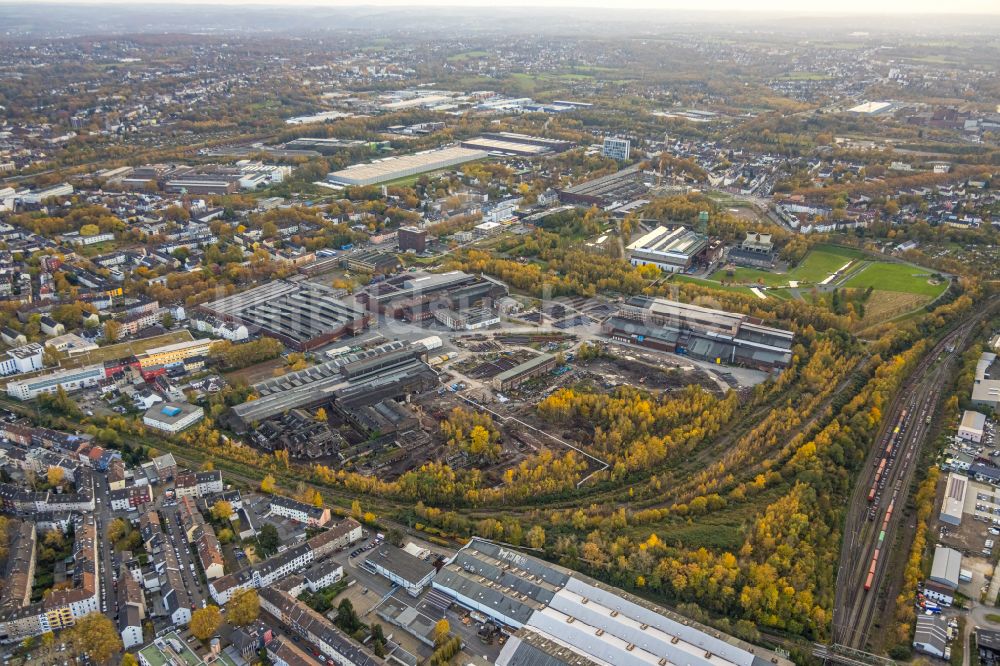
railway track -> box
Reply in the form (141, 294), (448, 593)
(832, 302), (998, 650)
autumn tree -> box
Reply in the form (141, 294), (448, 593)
(208, 338), (284, 370)
(190, 605), (222, 640)
(433, 619), (451, 646)
(440, 407), (501, 462)
(107, 518), (128, 543)
(102, 320), (122, 342)
(42, 530), (65, 550)
(211, 500), (233, 521)
(294, 482), (323, 508)
(46, 467), (64, 487)
(66, 613), (123, 664)
(526, 525), (546, 549)
(260, 474), (276, 494)
(227, 589), (259, 626)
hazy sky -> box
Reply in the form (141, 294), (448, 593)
(25, 0), (1000, 13)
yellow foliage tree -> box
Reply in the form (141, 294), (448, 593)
(211, 500), (233, 521)
(47, 467), (64, 487)
(433, 619), (451, 646)
(227, 589), (259, 626)
(190, 605), (222, 640)
(66, 612), (123, 664)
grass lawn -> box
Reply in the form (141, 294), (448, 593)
(446, 50), (489, 61)
(767, 288), (795, 300)
(669, 274), (755, 295)
(781, 71), (832, 81)
(77, 241), (120, 257)
(711, 244), (864, 287)
(710, 265), (788, 287)
(842, 262), (948, 297)
(785, 245), (865, 282)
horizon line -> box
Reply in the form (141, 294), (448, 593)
(3, 1), (1000, 16)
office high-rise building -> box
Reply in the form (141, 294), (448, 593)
(398, 226), (428, 253)
(602, 136), (631, 161)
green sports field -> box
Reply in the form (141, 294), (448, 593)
(841, 262), (948, 297)
(710, 244), (864, 287)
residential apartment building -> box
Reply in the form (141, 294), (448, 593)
(269, 496), (332, 527)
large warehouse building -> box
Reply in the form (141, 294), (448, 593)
(604, 297), (794, 370)
(199, 279), (368, 351)
(460, 132), (574, 156)
(228, 340), (438, 431)
(325, 146), (486, 186)
(358, 270), (508, 321)
(626, 225), (709, 274)
(557, 164), (650, 207)
(432, 538), (792, 666)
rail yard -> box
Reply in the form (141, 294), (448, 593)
(833, 297), (1000, 653)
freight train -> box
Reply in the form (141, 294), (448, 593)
(865, 500), (894, 591)
(866, 409), (908, 506)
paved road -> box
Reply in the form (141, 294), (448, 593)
(160, 502), (209, 610)
(91, 471), (118, 621)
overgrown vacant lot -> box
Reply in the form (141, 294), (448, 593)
(856, 291), (929, 328)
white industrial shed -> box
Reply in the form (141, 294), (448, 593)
(959, 410), (987, 443)
(325, 146), (486, 186)
(940, 472), (967, 526)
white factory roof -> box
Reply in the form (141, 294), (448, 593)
(627, 225), (705, 257)
(973, 352), (1000, 407)
(631, 296), (745, 330)
(848, 101), (892, 114)
(961, 410), (987, 435)
(380, 94), (454, 110)
(462, 137), (549, 155)
(929, 545), (962, 589)
(523, 578), (765, 666)
(941, 473), (967, 525)
(453, 538), (789, 666)
(326, 146), (486, 185)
